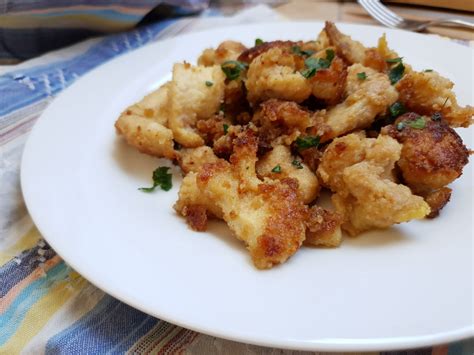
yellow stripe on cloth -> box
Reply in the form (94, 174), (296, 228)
(1, 272), (87, 353)
(0, 227), (41, 266)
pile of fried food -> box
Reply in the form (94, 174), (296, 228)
(115, 22), (472, 269)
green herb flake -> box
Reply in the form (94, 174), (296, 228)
(223, 123), (229, 135)
(424, 69), (433, 72)
(386, 57), (403, 63)
(271, 164), (282, 173)
(406, 116), (426, 129)
(291, 46), (315, 57)
(292, 159), (304, 169)
(325, 49), (335, 63)
(139, 166), (172, 192)
(357, 72), (367, 80)
(221, 60), (248, 81)
(296, 135), (320, 150)
(388, 62), (405, 85)
(205, 81), (213, 87)
(389, 102), (406, 119)
(219, 103), (225, 113)
(255, 38), (264, 46)
(300, 57), (331, 79)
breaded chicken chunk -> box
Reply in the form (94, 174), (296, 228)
(198, 40), (247, 66)
(256, 145), (320, 204)
(395, 70), (473, 128)
(333, 162), (430, 236)
(253, 99), (312, 149)
(382, 113), (469, 193)
(305, 206), (343, 247)
(115, 83), (175, 159)
(310, 55), (347, 105)
(246, 47), (312, 105)
(169, 63), (226, 147)
(177, 146), (220, 174)
(318, 133), (430, 235)
(175, 130), (308, 269)
(325, 22), (387, 72)
(322, 64), (398, 142)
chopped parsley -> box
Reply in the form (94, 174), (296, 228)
(396, 116), (426, 131)
(271, 164), (282, 173)
(219, 103), (225, 113)
(325, 49), (335, 62)
(221, 60), (248, 80)
(424, 69), (433, 72)
(139, 167), (172, 192)
(205, 81), (213, 87)
(291, 46), (315, 57)
(389, 102), (406, 119)
(386, 57), (403, 63)
(255, 38), (264, 46)
(296, 135), (320, 150)
(223, 123), (229, 134)
(292, 159), (304, 169)
(388, 62), (405, 85)
(357, 72), (367, 80)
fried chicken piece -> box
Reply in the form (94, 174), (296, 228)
(422, 187), (452, 219)
(115, 83), (175, 159)
(396, 70), (473, 128)
(333, 162), (430, 236)
(321, 64), (398, 142)
(256, 145), (320, 204)
(168, 63), (226, 147)
(318, 133), (430, 236)
(382, 113), (469, 193)
(317, 133), (399, 191)
(305, 206), (343, 247)
(198, 41), (247, 66)
(177, 146), (220, 174)
(325, 21), (387, 72)
(246, 47), (311, 105)
(175, 130), (308, 269)
(310, 54), (347, 105)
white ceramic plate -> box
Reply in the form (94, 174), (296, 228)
(21, 22), (473, 352)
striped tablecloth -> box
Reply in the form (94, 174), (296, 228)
(1, 3), (473, 354)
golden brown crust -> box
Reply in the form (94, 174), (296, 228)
(382, 113), (469, 193)
(422, 187), (452, 219)
(396, 71), (473, 128)
(181, 204), (208, 231)
(310, 56), (347, 105)
(198, 40), (247, 66)
(256, 145), (320, 204)
(252, 178), (308, 267)
(176, 129), (308, 269)
(238, 40), (297, 64)
(305, 206), (343, 247)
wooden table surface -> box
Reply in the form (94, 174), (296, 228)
(274, 0), (474, 41)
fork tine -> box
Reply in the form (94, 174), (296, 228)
(360, 0), (400, 27)
(358, 0), (389, 26)
(372, 0), (405, 23)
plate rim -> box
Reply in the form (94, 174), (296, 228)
(20, 21), (474, 352)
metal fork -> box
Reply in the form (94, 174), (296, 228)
(358, 0), (474, 31)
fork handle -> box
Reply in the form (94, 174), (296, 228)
(427, 18), (474, 30)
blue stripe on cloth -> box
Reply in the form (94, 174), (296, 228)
(0, 19), (176, 117)
(3, 0), (160, 13)
(45, 295), (158, 354)
(0, 261), (69, 345)
(0, 243), (56, 298)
